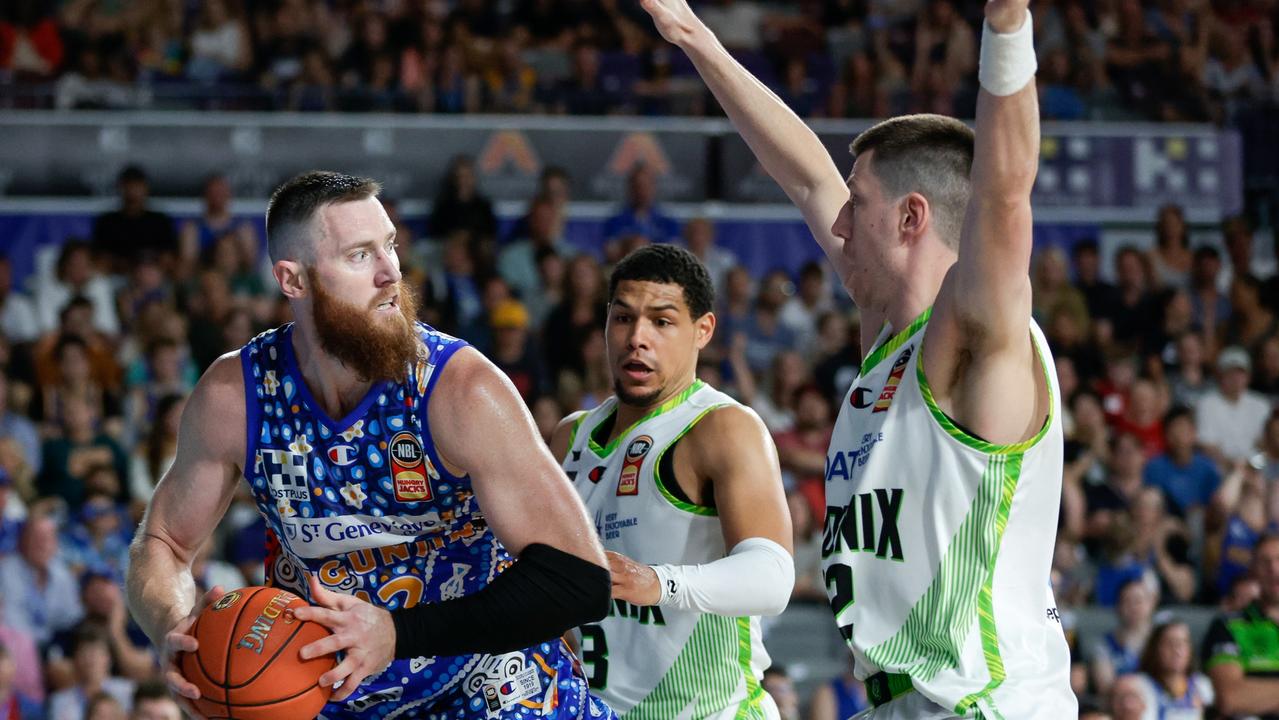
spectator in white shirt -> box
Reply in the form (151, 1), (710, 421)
(0, 259), (39, 344)
(1196, 346), (1272, 465)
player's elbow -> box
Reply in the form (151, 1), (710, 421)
(1213, 691), (1244, 716)
(577, 561), (613, 625)
(758, 560), (795, 617)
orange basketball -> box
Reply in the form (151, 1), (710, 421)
(182, 586), (336, 720)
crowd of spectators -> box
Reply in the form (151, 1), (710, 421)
(2, 151), (1279, 718)
(0, 0), (1277, 123)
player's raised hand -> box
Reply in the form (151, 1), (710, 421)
(293, 573), (396, 702)
(163, 585), (227, 720)
(985, 0), (1029, 32)
(637, 0), (705, 48)
(606, 550), (662, 606)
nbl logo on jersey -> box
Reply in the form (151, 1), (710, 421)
(390, 431), (433, 503)
(617, 435), (652, 496)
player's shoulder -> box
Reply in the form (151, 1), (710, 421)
(549, 410), (590, 461)
(683, 401), (766, 448)
(182, 350), (248, 458)
(192, 350), (247, 411)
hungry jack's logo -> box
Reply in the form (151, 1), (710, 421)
(618, 436), (653, 496)
(390, 431), (432, 502)
(873, 347), (913, 413)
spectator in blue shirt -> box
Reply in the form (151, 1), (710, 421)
(602, 163), (680, 245)
(1143, 406), (1222, 517)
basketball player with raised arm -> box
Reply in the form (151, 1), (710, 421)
(126, 172), (615, 720)
(551, 244), (795, 719)
(638, 0), (1074, 717)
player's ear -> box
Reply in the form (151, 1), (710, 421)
(274, 260), (307, 300)
(694, 311), (716, 350)
(899, 192), (930, 243)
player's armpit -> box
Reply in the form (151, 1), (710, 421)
(427, 347), (606, 564)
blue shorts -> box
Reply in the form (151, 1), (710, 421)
(318, 641), (616, 720)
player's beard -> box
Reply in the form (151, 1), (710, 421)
(613, 377), (664, 408)
(308, 268), (421, 383)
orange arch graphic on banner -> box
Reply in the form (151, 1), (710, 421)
(478, 130), (541, 175)
(607, 132), (672, 176)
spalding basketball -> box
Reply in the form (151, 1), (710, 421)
(182, 586), (336, 720)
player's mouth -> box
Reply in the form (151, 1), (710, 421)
(621, 359), (654, 381)
(374, 294), (398, 313)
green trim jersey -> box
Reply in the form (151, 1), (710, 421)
(823, 309), (1076, 719)
(563, 381), (778, 720)
(1201, 602), (1279, 720)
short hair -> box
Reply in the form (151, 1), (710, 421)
(266, 171), (382, 263)
(849, 114), (975, 250)
(133, 679), (174, 707)
(58, 295), (94, 324)
(1163, 405), (1194, 428)
(69, 622), (111, 655)
(1070, 238), (1099, 259)
(1193, 245), (1220, 262)
(118, 164), (147, 184)
(609, 244), (714, 319)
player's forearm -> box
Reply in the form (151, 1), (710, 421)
(678, 26), (841, 208)
(126, 534), (199, 647)
(970, 14), (1040, 206)
(1217, 678), (1279, 714)
(651, 537), (794, 617)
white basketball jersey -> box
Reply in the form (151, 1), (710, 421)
(824, 308), (1076, 719)
(563, 380), (777, 720)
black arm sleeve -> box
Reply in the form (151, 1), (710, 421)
(390, 543), (610, 658)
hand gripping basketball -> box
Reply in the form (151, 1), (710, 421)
(290, 573), (397, 702)
(162, 585), (227, 720)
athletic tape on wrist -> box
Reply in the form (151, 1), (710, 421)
(651, 563), (683, 607)
(978, 9), (1036, 96)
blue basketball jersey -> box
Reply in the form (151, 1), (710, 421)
(239, 322), (613, 720)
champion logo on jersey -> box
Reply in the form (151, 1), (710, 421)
(328, 444), (358, 466)
(389, 431), (432, 503)
(618, 435), (652, 496)
(850, 386), (874, 409)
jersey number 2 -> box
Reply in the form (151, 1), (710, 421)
(825, 563), (855, 641)
(580, 624), (609, 690)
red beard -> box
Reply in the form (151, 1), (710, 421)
(308, 268), (421, 382)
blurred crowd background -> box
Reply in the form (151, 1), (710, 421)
(0, 0), (1276, 123)
(3, 0), (1279, 719)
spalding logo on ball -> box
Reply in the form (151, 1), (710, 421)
(183, 586), (336, 720)
(212, 591), (241, 611)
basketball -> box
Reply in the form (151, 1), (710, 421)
(181, 586), (336, 720)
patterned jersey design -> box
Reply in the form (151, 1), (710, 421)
(240, 322), (613, 720)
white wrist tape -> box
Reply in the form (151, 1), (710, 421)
(650, 537), (794, 617)
(978, 9), (1036, 96)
